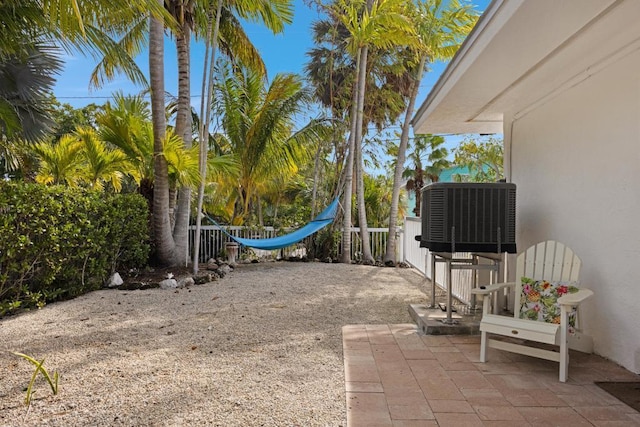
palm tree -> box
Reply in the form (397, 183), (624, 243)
(334, 0), (415, 263)
(148, 2), (176, 265)
(191, 0), (293, 272)
(403, 134), (450, 217)
(32, 136), (83, 186)
(0, 0), (170, 107)
(97, 94), (201, 202)
(138, 0), (294, 266)
(97, 94), (155, 198)
(305, 12), (415, 229)
(214, 63), (325, 225)
(384, 0), (477, 264)
(0, 43), (62, 143)
(74, 127), (130, 192)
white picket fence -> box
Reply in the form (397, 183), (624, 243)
(403, 217), (476, 306)
(188, 224), (394, 263)
(188, 217), (483, 306)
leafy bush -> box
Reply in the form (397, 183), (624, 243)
(308, 227), (341, 261)
(0, 182), (149, 315)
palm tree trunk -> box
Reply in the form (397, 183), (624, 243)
(354, 44), (374, 264)
(257, 194), (263, 226)
(169, 186), (177, 231)
(311, 144), (322, 219)
(384, 55), (426, 265)
(173, 21), (193, 266)
(193, 0), (222, 274)
(150, 3), (177, 266)
(340, 51), (361, 264)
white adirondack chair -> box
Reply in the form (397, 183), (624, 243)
(471, 241), (594, 382)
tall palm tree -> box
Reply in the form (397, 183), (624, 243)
(335, 0), (415, 263)
(384, 0), (477, 264)
(305, 12), (414, 226)
(148, 1), (176, 265)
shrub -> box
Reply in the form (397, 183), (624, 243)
(0, 182), (149, 315)
(308, 227), (341, 261)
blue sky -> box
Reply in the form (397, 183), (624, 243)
(53, 0), (493, 170)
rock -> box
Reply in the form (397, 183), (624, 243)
(384, 260), (396, 267)
(106, 272), (123, 288)
(219, 264), (232, 275)
(323, 257), (332, 263)
(178, 277), (195, 288)
(194, 273), (215, 284)
(207, 259), (219, 270)
(159, 278), (178, 290)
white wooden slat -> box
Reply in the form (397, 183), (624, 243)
(551, 241), (565, 281)
(534, 241), (548, 278)
(516, 247), (529, 317)
(488, 339), (561, 362)
(566, 247), (581, 281)
(523, 244), (537, 278)
(545, 240), (559, 280)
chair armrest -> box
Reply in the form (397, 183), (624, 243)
(470, 282), (515, 296)
(557, 288), (593, 306)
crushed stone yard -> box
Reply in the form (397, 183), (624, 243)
(0, 262), (427, 426)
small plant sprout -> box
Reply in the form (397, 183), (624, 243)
(13, 352), (59, 405)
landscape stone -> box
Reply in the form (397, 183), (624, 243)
(106, 272), (123, 288)
(159, 278), (178, 290)
(177, 277), (195, 288)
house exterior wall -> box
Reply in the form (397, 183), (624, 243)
(507, 48), (640, 373)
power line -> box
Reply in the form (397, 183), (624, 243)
(56, 95), (125, 99)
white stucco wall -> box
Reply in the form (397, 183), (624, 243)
(507, 48), (640, 373)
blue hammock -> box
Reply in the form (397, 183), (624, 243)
(208, 197), (340, 251)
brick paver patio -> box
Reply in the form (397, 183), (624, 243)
(343, 324), (640, 426)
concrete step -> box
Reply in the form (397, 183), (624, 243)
(409, 303), (481, 335)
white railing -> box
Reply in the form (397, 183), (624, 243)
(190, 216), (489, 306)
(189, 225), (301, 262)
(345, 227), (395, 262)
(404, 218), (427, 273)
(403, 216), (475, 305)
(188, 225), (398, 263)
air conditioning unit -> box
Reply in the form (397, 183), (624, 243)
(419, 182), (516, 253)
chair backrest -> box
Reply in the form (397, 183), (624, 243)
(514, 241), (581, 322)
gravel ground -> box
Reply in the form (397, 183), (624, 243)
(0, 262), (427, 427)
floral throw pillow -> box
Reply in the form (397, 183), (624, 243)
(519, 276), (579, 328)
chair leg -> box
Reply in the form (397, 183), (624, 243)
(480, 331), (488, 362)
(559, 308), (569, 382)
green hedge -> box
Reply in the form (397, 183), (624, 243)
(0, 182), (149, 316)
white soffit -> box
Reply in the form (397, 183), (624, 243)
(412, 0), (638, 135)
